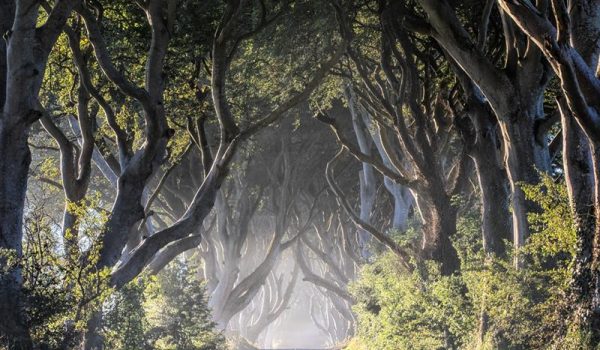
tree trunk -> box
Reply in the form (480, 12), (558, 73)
(0, 2), (33, 346)
(61, 202), (82, 265)
(470, 136), (512, 256)
(417, 190), (460, 275)
(456, 83), (512, 257)
(384, 178), (413, 231)
(82, 312), (104, 350)
(347, 85), (377, 259)
(416, 0), (550, 261)
(357, 169), (376, 259)
(0, 0), (13, 110)
(245, 328), (261, 345)
(591, 144), (600, 345)
(0, 0), (76, 345)
(567, 4), (600, 342)
(209, 262), (240, 328)
(568, 0), (600, 75)
(561, 104), (599, 343)
(0, 126), (32, 349)
(497, 105), (548, 263)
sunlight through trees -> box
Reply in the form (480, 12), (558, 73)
(1, 0), (600, 349)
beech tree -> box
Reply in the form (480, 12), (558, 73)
(234, 262), (299, 345)
(204, 141), (304, 328)
(412, 0), (554, 256)
(495, 0), (600, 342)
(319, 20), (472, 274)
(296, 210), (358, 336)
(0, 1), (79, 347)
(326, 0), (600, 346)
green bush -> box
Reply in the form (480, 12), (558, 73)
(348, 254), (475, 350)
(347, 175), (578, 350)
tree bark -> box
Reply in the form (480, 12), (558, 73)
(348, 90), (377, 259)
(562, 6), (600, 342)
(0, 125), (32, 348)
(0, 0), (13, 110)
(450, 58), (513, 257)
(0, 1), (35, 344)
(471, 142), (512, 256)
(366, 106), (414, 232)
(499, 109), (547, 252)
(417, 190), (460, 275)
(560, 101), (598, 340)
(82, 312), (104, 350)
(383, 178), (413, 231)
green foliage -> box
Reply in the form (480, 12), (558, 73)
(9, 176), (226, 350)
(228, 0), (340, 122)
(522, 175), (576, 261)
(143, 259), (227, 350)
(349, 254), (475, 350)
(0, 191), (112, 348)
(104, 281), (147, 350)
(101, 258), (227, 350)
(347, 176), (579, 350)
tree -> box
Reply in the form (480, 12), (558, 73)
(494, 0), (600, 343)
(236, 263), (299, 345)
(319, 7), (474, 273)
(0, 1), (79, 347)
(413, 0), (553, 259)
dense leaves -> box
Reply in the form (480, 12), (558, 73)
(348, 179), (578, 349)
